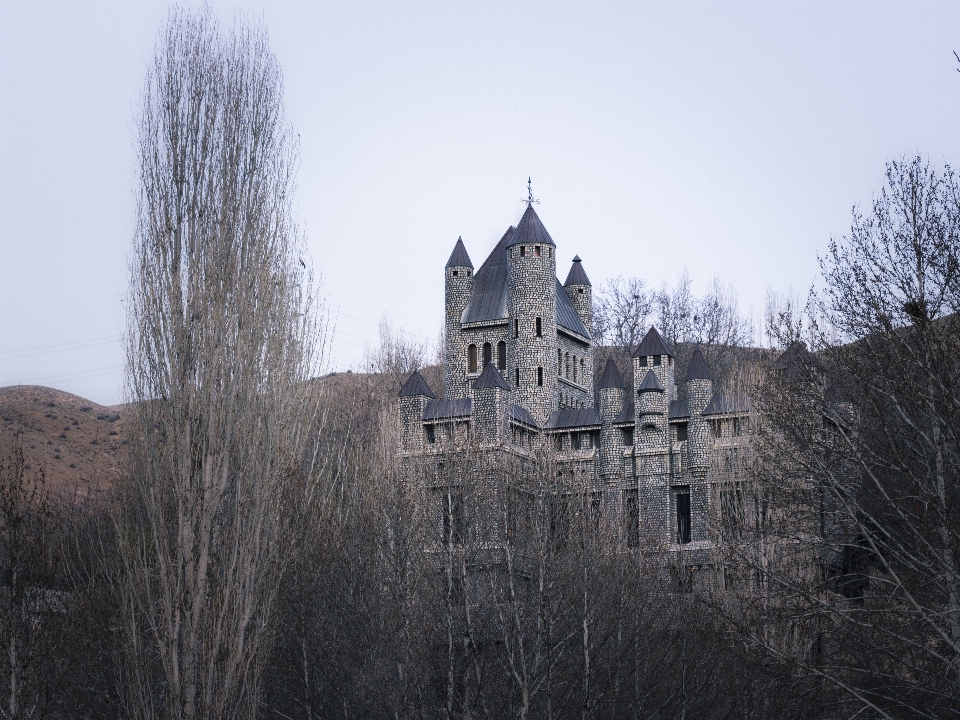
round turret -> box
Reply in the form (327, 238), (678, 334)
(444, 237), (474, 399)
(563, 255), (593, 336)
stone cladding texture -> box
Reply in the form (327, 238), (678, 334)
(445, 266), (474, 400)
(565, 283), (593, 337)
(685, 377), (713, 472)
(556, 334), (594, 408)
(474, 384), (509, 445)
(598, 386), (625, 481)
(508, 244), (557, 425)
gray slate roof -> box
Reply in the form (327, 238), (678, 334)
(598, 357), (625, 389)
(506, 204), (555, 248)
(423, 398), (472, 421)
(684, 347), (712, 381)
(445, 237), (473, 269)
(461, 227), (513, 324)
(556, 279), (590, 338)
(398, 370), (436, 398)
(544, 407), (602, 430)
(473, 362), (510, 390)
(632, 327), (674, 359)
(637, 369), (665, 392)
(702, 395), (750, 416)
(669, 399), (690, 419)
(511, 404), (540, 430)
(563, 256), (591, 287)
(613, 400), (635, 425)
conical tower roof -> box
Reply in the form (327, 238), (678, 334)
(598, 357), (625, 389)
(473, 362), (511, 391)
(563, 255), (591, 287)
(398, 369), (436, 398)
(506, 204), (555, 248)
(684, 347), (713, 381)
(632, 327), (674, 359)
(445, 236), (473, 269)
(637, 369), (665, 392)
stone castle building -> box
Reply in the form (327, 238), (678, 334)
(397, 200), (750, 562)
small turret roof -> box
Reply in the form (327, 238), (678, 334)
(506, 204), (555, 248)
(473, 362), (511, 391)
(445, 236), (473, 269)
(632, 327), (674, 359)
(563, 255), (591, 287)
(398, 369), (436, 398)
(637, 369), (665, 392)
(598, 357), (625, 389)
(684, 347), (713, 381)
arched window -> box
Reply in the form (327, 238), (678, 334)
(482, 342), (492, 368)
(573, 355), (578, 382)
(468, 344), (478, 373)
(537, 367), (543, 386)
(558, 349), (562, 376)
(565, 352), (570, 379)
(580, 358), (585, 379)
(497, 341), (507, 371)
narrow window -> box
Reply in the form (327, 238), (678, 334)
(466, 270), (471, 277)
(554, 434), (563, 450)
(445, 422), (454, 440)
(580, 358), (585, 376)
(426, 425), (436, 444)
(514, 319), (519, 338)
(537, 367), (543, 386)
(535, 245), (541, 257)
(482, 342), (492, 368)
(536, 317), (542, 337)
(565, 352), (570, 379)
(520, 245), (526, 257)
(624, 489), (640, 548)
(638, 356), (647, 367)
(573, 355), (577, 382)
(676, 489), (691, 544)
(498, 341), (507, 371)
(622, 427), (634, 446)
(653, 355), (662, 366)
(572, 432), (582, 451)
(515, 368), (520, 387)
(711, 420), (722, 438)
(733, 417), (742, 436)
(468, 344), (478, 373)
(676, 422), (688, 442)
(558, 349), (563, 376)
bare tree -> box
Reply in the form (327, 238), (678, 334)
(121, 6), (322, 718)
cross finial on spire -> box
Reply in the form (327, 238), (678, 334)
(521, 176), (539, 206)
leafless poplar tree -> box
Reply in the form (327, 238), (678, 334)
(121, 6), (322, 718)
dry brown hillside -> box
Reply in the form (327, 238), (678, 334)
(0, 385), (123, 498)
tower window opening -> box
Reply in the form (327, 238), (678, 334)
(468, 344), (478, 373)
(558, 349), (562, 376)
(537, 367), (543, 386)
(482, 342), (492, 368)
(426, 425), (436, 444)
(536, 317), (542, 337)
(653, 355), (662, 366)
(535, 245), (541, 257)
(467, 270), (471, 276)
(520, 246), (526, 257)
(565, 352), (570, 379)
(573, 355), (578, 382)
(676, 422), (688, 442)
(638, 356), (647, 367)
(622, 428), (634, 446)
(452, 270), (458, 277)
(676, 489), (692, 544)
(498, 341), (507, 371)
(514, 319), (519, 338)
(578, 287), (584, 294)
(515, 368), (520, 387)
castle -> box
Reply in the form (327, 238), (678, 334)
(397, 199), (750, 563)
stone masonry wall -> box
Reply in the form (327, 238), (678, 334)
(445, 266), (473, 400)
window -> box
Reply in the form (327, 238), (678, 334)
(514, 319), (519, 338)
(554, 434), (563, 450)
(732, 417), (742, 436)
(676, 423), (688, 442)
(452, 270), (458, 277)
(578, 287), (584, 294)
(468, 344), (478, 373)
(535, 245), (541, 257)
(676, 489), (691, 544)
(466, 270), (471, 277)
(515, 368), (520, 387)
(580, 358), (585, 378)
(435, 487), (465, 544)
(498, 341), (507, 371)
(622, 427), (634, 446)
(711, 420), (722, 438)
(624, 489), (640, 548)
(653, 355), (662, 366)
(536, 317), (542, 337)
(572, 432), (582, 451)
(537, 367), (543, 386)
(573, 355), (577, 382)
(558, 349), (563, 376)
(565, 352), (570, 379)
(426, 425), (436, 444)
(482, 342), (492, 368)
(637, 356), (647, 367)
(520, 245), (526, 257)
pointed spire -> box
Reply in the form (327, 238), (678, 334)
(685, 347), (713, 382)
(598, 357), (625, 389)
(507, 203), (555, 248)
(637, 369), (665, 393)
(473, 362), (511, 391)
(632, 327), (674, 359)
(563, 255), (591, 287)
(398, 369), (436, 398)
(445, 236), (473, 269)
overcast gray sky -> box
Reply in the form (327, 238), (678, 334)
(1, 0), (958, 405)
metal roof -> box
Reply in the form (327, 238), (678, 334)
(613, 400), (634, 425)
(598, 357), (625, 389)
(556, 279), (591, 339)
(684, 347), (713, 381)
(632, 327), (674, 359)
(445, 237), (473, 269)
(506, 204), (555, 248)
(423, 398), (472, 421)
(544, 407), (602, 430)
(510, 404), (540, 430)
(398, 370), (436, 398)
(637, 369), (665, 393)
(563, 256), (591, 287)
(473, 362), (510, 390)
(669, 399), (690, 419)
(702, 395), (750, 416)
(461, 227), (513, 324)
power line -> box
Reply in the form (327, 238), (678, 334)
(0, 334), (122, 360)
